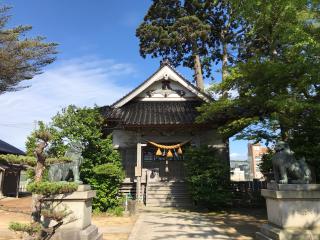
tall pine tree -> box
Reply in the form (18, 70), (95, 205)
(0, 5), (57, 94)
(136, 1), (246, 88)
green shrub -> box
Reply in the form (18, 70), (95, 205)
(85, 162), (125, 212)
(107, 206), (125, 216)
(259, 151), (274, 175)
(184, 146), (232, 208)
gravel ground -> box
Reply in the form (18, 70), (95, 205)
(0, 196), (136, 240)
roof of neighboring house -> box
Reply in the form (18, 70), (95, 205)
(103, 101), (205, 127)
(0, 140), (25, 155)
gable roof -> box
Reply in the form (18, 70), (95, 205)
(0, 139), (25, 155)
(104, 101), (204, 126)
(112, 61), (212, 108)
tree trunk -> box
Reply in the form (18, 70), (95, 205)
(34, 142), (46, 182)
(279, 123), (289, 142)
(32, 141), (47, 223)
(220, 28), (228, 83)
(222, 41), (228, 82)
(193, 54), (204, 91)
(220, 28), (229, 100)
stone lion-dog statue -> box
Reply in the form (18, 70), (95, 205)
(48, 142), (84, 183)
(272, 141), (311, 184)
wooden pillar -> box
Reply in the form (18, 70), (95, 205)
(0, 170), (3, 197)
(16, 169), (21, 198)
(135, 143), (146, 203)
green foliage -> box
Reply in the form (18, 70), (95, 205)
(41, 208), (71, 222)
(25, 105), (125, 212)
(136, 0), (246, 82)
(198, 1), (320, 174)
(87, 162), (125, 212)
(9, 222), (41, 236)
(106, 206), (125, 217)
(0, 154), (71, 167)
(44, 105), (105, 157)
(0, 154), (37, 166)
(136, 0), (210, 70)
(25, 121), (53, 157)
(0, 5), (57, 94)
(184, 146), (232, 208)
(27, 181), (78, 195)
(26, 168), (35, 181)
(259, 151), (274, 175)
(50, 106), (125, 211)
(26, 132), (37, 157)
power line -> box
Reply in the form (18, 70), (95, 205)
(0, 122), (34, 126)
(0, 122), (35, 129)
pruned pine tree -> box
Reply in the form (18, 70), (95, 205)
(7, 121), (78, 240)
(0, 5), (57, 94)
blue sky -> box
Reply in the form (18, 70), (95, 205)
(0, 0), (248, 160)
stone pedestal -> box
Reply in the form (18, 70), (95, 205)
(256, 183), (320, 240)
(44, 185), (102, 240)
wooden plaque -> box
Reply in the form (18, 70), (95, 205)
(135, 166), (142, 177)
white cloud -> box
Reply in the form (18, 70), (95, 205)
(0, 56), (134, 150)
(230, 152), (247, 161)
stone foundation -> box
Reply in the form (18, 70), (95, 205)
(44, 185), (102, 240)
(256, 183), (320, 240)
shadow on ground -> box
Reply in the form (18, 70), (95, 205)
(135, 207), (267, 240)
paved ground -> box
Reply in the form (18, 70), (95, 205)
(0, 196), (267, 240)
(93, 214), (137, 240)
(128, 207), (267, 240)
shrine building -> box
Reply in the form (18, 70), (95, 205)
(102, 61), (228, 207)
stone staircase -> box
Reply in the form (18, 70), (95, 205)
(145, 181), (193, 207)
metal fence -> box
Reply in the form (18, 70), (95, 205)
(231, 180), (267, 207)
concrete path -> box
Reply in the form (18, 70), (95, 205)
(129, 208), (229, 240)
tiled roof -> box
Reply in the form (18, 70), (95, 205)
(103, 101), (203, 126)
(0, 140), (25, 155)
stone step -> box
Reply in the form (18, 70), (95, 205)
(260, 224), (280, 240)
(146, 198), (192, 205)
(147, 186), (188, 191)
(146, 182), (191, 207)
(94, 232), (103, 240)
(147, 188), (188, 192)
(148, 183), (187, 186)
(121, 185), (136, 189)
(146, 202), (192, 207)
(147, 196), (191, 201)
(255, 232), (274, 240)
(147, 190), (189, 195)
(80, 224), (99, 240)
(148, 182), (187, 186)
(147, 193), (191, 198)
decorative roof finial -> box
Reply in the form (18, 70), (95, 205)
(160, 58), (171, 67)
